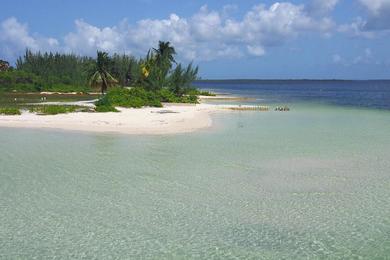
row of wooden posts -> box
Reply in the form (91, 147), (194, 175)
(229, 105), (290, 112)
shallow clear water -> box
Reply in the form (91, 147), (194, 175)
(1, 85), (390, 258)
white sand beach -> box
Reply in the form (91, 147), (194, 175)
(0, 103), (227, 135)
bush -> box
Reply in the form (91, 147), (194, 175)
(199, 90), (215, 96)
(157, 88), (199, 103)
(0, 107), (21, 115)
(95, 104), (119, 112)
(96, 87), (162, 108)
(0, 70), (44, 92)
(158, 88), (180, 103)
(180, 95), (198, 103)
(0, 70), (91, 93)
(186, 88), (215, 96)
(29, 105), (77, 115)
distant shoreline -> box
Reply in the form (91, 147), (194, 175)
(194, 79), (390, 83)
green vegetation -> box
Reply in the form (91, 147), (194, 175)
(199, 91), (215, 96)
(89, 51), (118, 94)
(0, 67), (91, 93)
(158, 88), (198, 103)
(138, 42), (199, 96)
(0, 107), (21, 115)
(95, 87), (162, 109)
(94, 86), (199, 111)
(186, 89), (216, 96)
(0, 70), (44, 92)
(93, 41), (202, 109)
(1, 41), (213, 112)
(1, 42), (201, 93)
(16, 50), (93, 91)
(29, 105), (78, 115)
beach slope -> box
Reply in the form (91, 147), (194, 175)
(0, 104), (220, 135)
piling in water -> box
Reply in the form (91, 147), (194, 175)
(228, 105), (290, 112)
(274, 106), (290, 111)
(229, 105), (270, 111)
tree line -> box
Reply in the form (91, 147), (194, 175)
(0, 41), (199, 97)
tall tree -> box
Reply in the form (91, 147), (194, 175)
(89, 51), (118, 94)
(168, 62), (198, 96)
(153, 41), (176, 86)
(108, 54), (137, 86)
(16, 49), (93, 87)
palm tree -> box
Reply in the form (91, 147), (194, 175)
(89, 51), (118, 94)
(153, 41), (176, 67)
(153, 41), (176, 84)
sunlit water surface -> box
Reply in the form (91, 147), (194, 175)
(1, 84), (390, 259)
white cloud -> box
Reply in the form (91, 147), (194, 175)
(129, 14), (193, 59)
(340, 0), (390, 37)
(359, 0), (390, 31)
(247, 45), (266, 56)
(359, 0), (390, 15)
(307, 0), (339, 16)
(0, 17), (59, 61)
(332, 48), (377, 66)
(338, 17), (376, 38)
(353, 47), (374, 64)
(0, 2), (338, 62)
(62, 3), (336, 60)
(64, 19), (130, 56)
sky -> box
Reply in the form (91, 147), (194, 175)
(1, 0), (390, 79)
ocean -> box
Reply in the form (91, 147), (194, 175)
(1, 80), (389, 259)
(194, 80), (390, 110)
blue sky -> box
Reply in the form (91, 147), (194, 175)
(1, 0), (390, 79)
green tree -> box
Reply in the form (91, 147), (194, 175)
(89, 51), (118, 94)
(108, 54), (138, 86)
(153, 41), (176, 86)
(16, 49), (93, 89)
(168, 62), (198, 96)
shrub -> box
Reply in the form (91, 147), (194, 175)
(0, 70), (44, 92)
(180, 95), (199, 104)
(95, 87), (162, 108)
(186, 88), (215, 96)
(158, 88), (180, 103)
(95, 104), (119, 112)
(0, 107), (21, 115)
(0, 69), (91, 93)
(199, 90), (215, 96)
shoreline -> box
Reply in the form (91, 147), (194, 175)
(0, 94), (273, 135)
(0, 103), (226, 135)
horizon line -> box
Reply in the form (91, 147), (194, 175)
(195, 78), (390, 81)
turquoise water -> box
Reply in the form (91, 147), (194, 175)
(1, 103), (390, 258)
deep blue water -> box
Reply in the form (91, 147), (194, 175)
(194, 80), (390, 110)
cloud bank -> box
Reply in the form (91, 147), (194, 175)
(339, 0), (390, 37)
(0, 1), (389, 62)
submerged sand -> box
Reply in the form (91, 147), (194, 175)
(0, 104), (227, 135)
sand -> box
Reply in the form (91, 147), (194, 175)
(0, 104), (228, 135)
